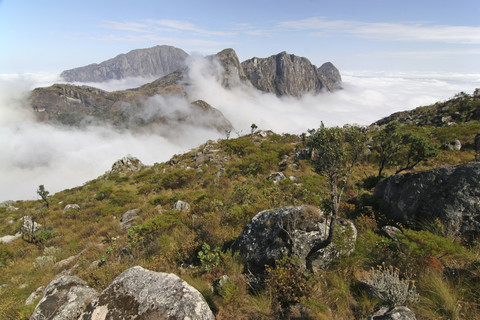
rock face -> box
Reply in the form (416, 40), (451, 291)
(172, 200), (191, 212)
(374, 162), (480, 240)
(120, 209), (140, 229)
(232, 206), (357, 287)
(213, 48), (248, 88)
(30, 276), (99, 320)
(61, 45), (188, 82)
(241, 52), (341, 96)
(80, 266), (214, 320)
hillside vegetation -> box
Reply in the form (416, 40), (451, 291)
(1, 92), (480, 319)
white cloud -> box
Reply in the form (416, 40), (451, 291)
(279, 17), (480, 44)
(1, 60), (479, 202)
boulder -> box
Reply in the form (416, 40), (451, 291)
(0, 232), (21, 244)
(374, 162), (480, 240)
(110, 156), (144, 174)
(21, 215), (41, 240)
(441, 139), (461, 151)
(79, 266), (214, 320)
(6, 205), (18, 212)
(475, 133), (480, 153)
(232, 206), (357, 288)
(172, 200), (190, 212)
(120, 209), (140, 229)
(368, 306), (416, 320)
(267, 172), (287, 183)
(30, 276), (99, 320)
(63, 204), (80, 214)
(0, 200), (15, 208)
(25, 286), (45, 305)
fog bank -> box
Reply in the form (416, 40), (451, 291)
(1, 61), (479, 202)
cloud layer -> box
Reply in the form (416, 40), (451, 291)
(1, 58), (479, 202)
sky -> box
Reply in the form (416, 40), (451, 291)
(1, 0), (480, 73)
(1, 0), (480, 201)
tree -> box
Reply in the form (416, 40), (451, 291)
(37, 184), (50, 208)
(372, 121), (439, 176)
(250, 123), (258, 134)
(395, 133), (438, 174)
(373, 121), (403, 177)
(304, 123), (366, 271)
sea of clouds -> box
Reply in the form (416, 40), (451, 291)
(1, 56), (479, 202)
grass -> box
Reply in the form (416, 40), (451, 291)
(1, 108), (480, 319)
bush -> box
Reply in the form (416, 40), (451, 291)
(265, 256), (311, 307)
(161, 169), (196, 189)
(198, 243), (220, 273)
(363, 263), (418, 307)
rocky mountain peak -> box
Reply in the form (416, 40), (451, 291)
(60, 45), (189, 82)
(212, 48), (248, 88)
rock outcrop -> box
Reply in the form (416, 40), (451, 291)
(374, 162), (480, 240)
(61, 45), (188, 82)
(368, 306), (416, 320)
(110, 156), (144, 174)
(30, 276), (99, 320)
(79, 266), (214, 320)
(241, 51), (341, 96)
(120, 209), (140, 229)
(213, 48), (248, 88)
(232, 206), (357, 288)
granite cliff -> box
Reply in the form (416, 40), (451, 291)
(60, 45), (188, 82)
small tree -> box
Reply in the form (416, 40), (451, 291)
(304, 123), (366, 271)
(250, 123), (258, 134)
(37, 185), (50, 208)
(373, 121), (439, 176)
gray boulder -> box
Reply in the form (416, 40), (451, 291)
(232, 206), (357, 288)
(0, 232), (21, 244)
(267, 172), (287, 183)
(79, 266), (214, 320)
(25, 286), (45, 305)
(441, 139), (461, 151)
(172, 200), (191, 212)
(120, 209), (140, 229)
(374, 162), (480, 240)
(21, 215), (41, 240)
(63, 204), (80, 214)
(110, 155), (144, 174)
(30, 276), (99, 320)
(368, 306), (416, 320)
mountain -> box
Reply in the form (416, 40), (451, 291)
(60, 45), (189, 82)
(29, 77), (232, 134)
(372, 90), (480, 127)
(241, 51), (341, 96)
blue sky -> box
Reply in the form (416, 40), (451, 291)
(1, 0), (479, 73)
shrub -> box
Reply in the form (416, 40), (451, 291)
(364, 263), (418, 307)
(109, 189), (135, 206)
(161, 169), (196, 189)
(265, 255), (311, 307)
(198, 243), (221, 273)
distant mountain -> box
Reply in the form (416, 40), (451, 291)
(60, 45), (189, 82)
(29, 77), (233, 134)
(241, 51), (341, 96)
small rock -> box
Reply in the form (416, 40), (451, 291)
(381, 226), (402, 242)
(63, 204), (80, 214)
(368, 306), (416, 320)
(6, 206), (18, 212)
(172, 200), (190, 212)
(441, 139), (461, 151)
(120, 209), (140, 229)
(0, 232), (21, 244)
(267, 172), (287, 183)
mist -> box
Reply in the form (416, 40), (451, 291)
(1, 58), (479, 202)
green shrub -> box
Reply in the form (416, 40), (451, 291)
(198, 243), (221, 273)
(161, 169), (196, 189)
(224, 138), (256, 156)
(109, 189), (135, 206)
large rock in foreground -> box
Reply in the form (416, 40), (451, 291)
(374, 162), (480, 240)
(80, 266), (214, 320)
(30, 276), (99, 320)
(232, 206), (356, 288)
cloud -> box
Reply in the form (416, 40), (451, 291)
(1, 58), (479, 202)
(279, 17), (480, 44)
